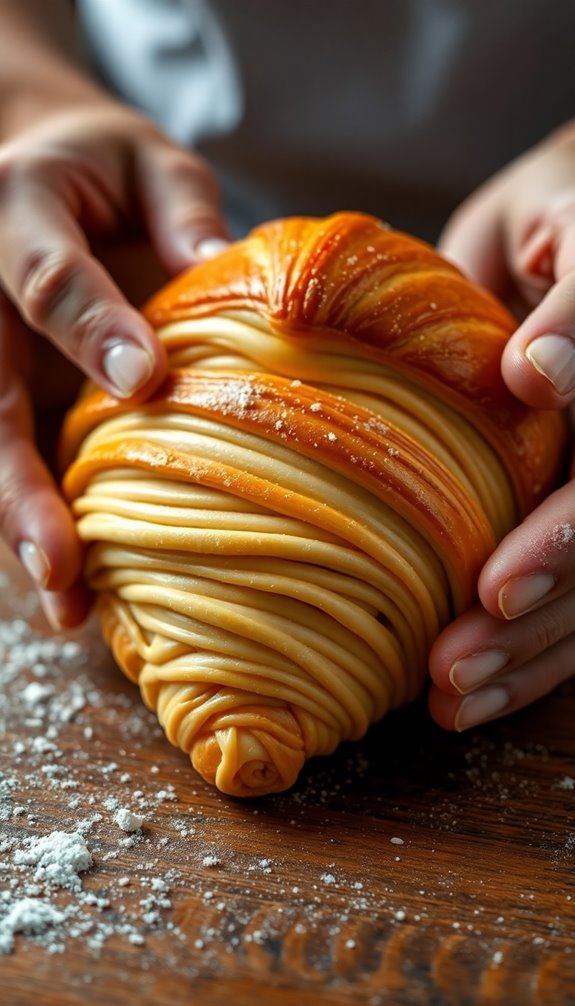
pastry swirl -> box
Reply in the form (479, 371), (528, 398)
(61, 213), (566, 796)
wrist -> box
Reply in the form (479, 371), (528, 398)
(0, 5), (114, 143)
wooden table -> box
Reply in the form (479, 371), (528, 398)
(1, 540), (574, 1006)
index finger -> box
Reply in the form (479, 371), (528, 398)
(0, 161), (167, 399)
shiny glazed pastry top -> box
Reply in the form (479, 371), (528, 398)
(61, 212), (566, 796)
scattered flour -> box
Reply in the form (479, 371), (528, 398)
(1, 571), (574, 977)
(320, 873), (337, 886)
(114, 808), (145, 833)
(0, 899), (67, 955)
(201, 855), (221, 869)
(14, 831), (92, 890)
(0, 611), (179, 957)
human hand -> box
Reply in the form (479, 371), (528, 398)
(0, 102), (229, 630)
(428, 125), (575, 731)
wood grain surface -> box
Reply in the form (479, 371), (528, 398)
(1, 540), (574, 1006)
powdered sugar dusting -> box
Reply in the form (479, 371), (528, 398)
(189, 376), (257, 419)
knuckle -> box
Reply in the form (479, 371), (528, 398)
(161, 148), (220, 199)
(19, 249), (80, 329)
(67, 299), (114, 357)
(533, 653), (566, 697)
(172, 206), (222, 236)
(531, 604), (566, 655)
(0, 148), (51, 204)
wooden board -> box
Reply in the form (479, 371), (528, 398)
(1, 540), (574, 1006)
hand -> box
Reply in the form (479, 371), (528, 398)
(429, 124), (575, 731)
(0, 102), (229, 629)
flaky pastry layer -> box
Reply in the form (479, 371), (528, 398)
(61, 213), (567, 796)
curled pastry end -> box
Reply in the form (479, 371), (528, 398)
(190, 707), (307, 797)
(98, 596), (143, 683)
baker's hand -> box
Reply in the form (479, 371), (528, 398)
(429, 124), (575, 731)
(0, 103), (228, 629)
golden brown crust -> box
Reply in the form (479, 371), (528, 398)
(143, 212), (565, 514)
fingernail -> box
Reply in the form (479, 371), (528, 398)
(18, 540), (51, 588)
(39, 590), (67, 631)
(449, 650), (509, 694)
(195, 237), (230, 260)
(525, 334), (575, 396)
(498, 572), (555, 619)
(455, 686), (510, 731)
(103, 341), (155, 398)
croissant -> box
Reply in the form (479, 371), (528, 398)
(61, 212), (566, 797)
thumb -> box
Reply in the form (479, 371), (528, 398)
(136, 138), (231, 275)
(501, 211), (575, 408)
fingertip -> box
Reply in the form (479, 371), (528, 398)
(427, 631), (457, 693)
(96, 308), (169, 402)
(476, 514), (559, 620)
(16, 488), (84, 595)
(101, 334), (167, 400)
(194, 236), (231, 261)
(427, 683), (460, 731)
(501, 264), (575, 407)
(18, 539), (51, 589)
(428, 604), (498, 690)
(501, 334), (575, 408)
(0, 369), (88, 604)
(162, 229), (231, 275)
(27, 505), (92, 630)
(476, 551), (513, 619)
(524, 333), (575, 401)
(137, 140), (231, 276)
(39, 581), (92, 632)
